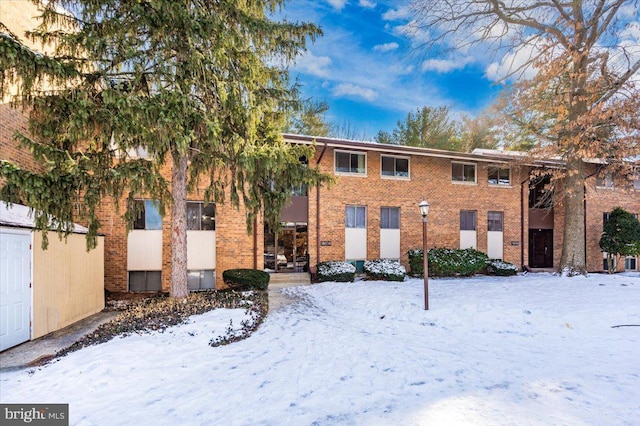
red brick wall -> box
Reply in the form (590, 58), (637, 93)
(309, 147), (528, 272)
(0, 105), (42, 174)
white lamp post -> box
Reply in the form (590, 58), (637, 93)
(419, 199), (430, 310)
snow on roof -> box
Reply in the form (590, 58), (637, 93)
(0, 201), (89, 234)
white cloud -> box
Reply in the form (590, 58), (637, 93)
(421, 57), (471, 73)
(359, 0), (376, 8)
(293, 52), (332, 78)
(373, 42), (399, 52)
(485, 43), (540, 82)
(382, 6), (411, 21)
(333, 83), (378, 101)
(392, 20), (431, 46)
(327, 0), (348, 11)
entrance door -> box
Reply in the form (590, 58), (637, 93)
(0, 231), (32, 351)
(264, 223), (308, 272)
(529, 229), (553, 268)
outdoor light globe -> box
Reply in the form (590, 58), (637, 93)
(419, 200), (430, 217)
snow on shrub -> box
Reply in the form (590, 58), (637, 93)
(316, 261), (356, 282)
(408, 247), (489, 277)
(363, 259), (406, 281)
(486, 260), (518, 276)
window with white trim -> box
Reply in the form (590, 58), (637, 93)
(380, 207), (400, 229)
(335, 150), (366, 175)
(346, 205), (366, 228)
(187, 202), (215, 230)
(460, 210), (477, 231)
(596, 172), (613, 188)
(452, 162), (476, 183)
(381, 155), (409, 178)
(488, 166), (510, 186)
(133, 200), (163, 230)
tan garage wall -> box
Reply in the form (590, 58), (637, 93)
(32, 232), (104, 339)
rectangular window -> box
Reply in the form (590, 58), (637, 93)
(133, 200), (163, 230)
(380, 207), (400, 229)
(596, 173), (613, 188)
(488, 211), (503, 232)
(128, 271), (162, 292)
(346, 205), (366, 228)
(381, 155), (409, 178)
(452, 162), (476, 183)
(188, 270), (216, 291)
(335, 151), (366, 175)
(187, 202), (215, 231)
(460, 210), (477, 231)
(603, 212), (610, 227)
(488, 166), (510, 186)
(625, 257), (637, 271)
(634, 168), (640, 190)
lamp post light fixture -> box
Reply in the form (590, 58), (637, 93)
(419, 199), (430, 310)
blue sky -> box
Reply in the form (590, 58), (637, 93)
(280, 0), (505, 139)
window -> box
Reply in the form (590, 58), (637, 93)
(596, 172), (613, 188)
(488, 166), (510, 186)
(603, 212), (610, 227)
(381, 155), (409, 178)
(625, 257), (637, 271)
(381, 207), (400, 229)
(347, 260), (365, 273)
(187, 202), (215, 231)
(460, 210), (477, 231)
(346, 205), (366, 228)
(133, 200), (163, 230)
(452, 162), (476, 183)
(188, 270), (215, 291)
(634, 168), (640, 190)
(335, 151), (366, 175)
(488, 211), (503, 232)
(128, 271), (162, 292)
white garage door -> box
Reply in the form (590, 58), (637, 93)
(0, 231), (32, 351)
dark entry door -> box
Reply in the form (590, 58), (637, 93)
(529, 229), (553, 268)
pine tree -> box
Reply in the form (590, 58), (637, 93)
(0, 0), (329, 298)
(599, 207), (640, 273)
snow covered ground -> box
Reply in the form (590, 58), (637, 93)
(2, 273), (639, 425)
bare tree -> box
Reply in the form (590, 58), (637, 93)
(411, 0), (640, 274)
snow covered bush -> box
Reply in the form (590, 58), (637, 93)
(486, 260), (519, 276)
(408, 247), (489, 277)
(316, 261), (356, 282)
(363, 259), (406, 281)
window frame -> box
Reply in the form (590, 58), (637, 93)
(460, 210), (477, 231)
(487, 165), (511, 186)
(634, 167), (640, 191)
(488, 211), (504, 232)
(335, 150), (367, 176)
(128, 271), (162, 292)
(186, 201), (215, 231)
(451, 161), (477, 184)
(596, 172), (614, 189)
(380, 207), (400, 229)
(380, 155), (410, 179)
(345, 205), (367, 229)
(133, 199), (163, 230)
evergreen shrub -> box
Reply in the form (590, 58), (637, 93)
(223, 269), (270, 290)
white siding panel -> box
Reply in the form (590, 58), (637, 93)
(487, 231), (504, 260)
(127, 230), (162, 270)
(380, 229), (400, 260)
(187, 230), (215, 269)
(345, 228), (367, 259)
(460, 230), (477, 250)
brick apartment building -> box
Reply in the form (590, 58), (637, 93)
(2, 106), (639, 293)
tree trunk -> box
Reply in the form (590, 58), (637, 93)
(171, 154), (189, 298)
(558, 157), (587, 275)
